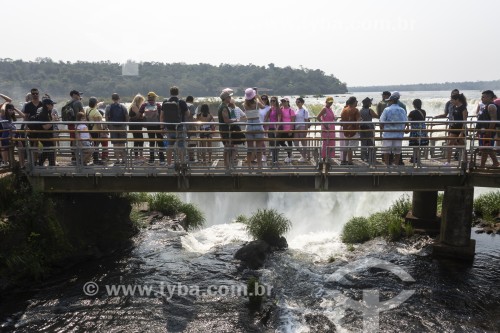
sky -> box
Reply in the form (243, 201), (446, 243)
(4, 0), (499, 87)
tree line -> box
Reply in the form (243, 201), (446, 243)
(0, 58), (347, 102)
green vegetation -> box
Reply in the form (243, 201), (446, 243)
(0, 173), (72, 280)
(0, 59), (347, 102)
(128, 192), (205, 231)
(473, 191), (500, 223)
(234, 214), (248, 224)
(341, 195), (414, 244)
(244, 209), (291, 244)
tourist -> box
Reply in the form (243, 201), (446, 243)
(444, 93), (468, 166)
(316, 96), (336, 162)
(185, 95), (198, 162)
(75, 111), (94, 165)
(1, 103), (23, 167)
(128, 94), (145, 162)
(242, 88), (266, 169)
(476, 90), (499, 168)
(37, 98), (56, 167)
(264, 96), (282, 165)
(218, 90), (236, 169)
(161, 86), (190, 166)
(67, 90), (85, 164)
(293, 97), (310, 162)
(359, 97), (379, 163)
(87, 97), (106, 165)
(406, 99), (429, 164)
(340, 96), (361, 165)
(259, 94), (271, 162)
(140, 92), (164, 165)
(380, 92), (408, 166)
(197, 104), (215, 164)
(105, 93), (129, 165)
(278, 97), (295, 163)
(376, 91), (391, 118)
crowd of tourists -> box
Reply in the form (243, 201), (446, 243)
(0, 86), (499, 170)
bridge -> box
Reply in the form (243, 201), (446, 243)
(0, 118), (497, 193)
(1, 118), (498, 260)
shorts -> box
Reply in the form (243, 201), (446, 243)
(478, 132), (496, 147)
(109, 125), (127, 144)
(382, 138), (403, 153)
(340, 134), (359, 151)
(164, 132), (185, 148)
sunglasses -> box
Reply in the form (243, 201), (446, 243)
(261, 96), (268, 100)
(32, 92), (39, 95)
(271, 99), (277, 102)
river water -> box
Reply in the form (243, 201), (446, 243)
(2, 189), (500, 332)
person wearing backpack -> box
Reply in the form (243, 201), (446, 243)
(160, 86), (189, 167)
(37, 98), (56, 167)
(139, 91), (165, 165)
(64, 90), (85, 164)
(477, 90), (499, 168)
(105, 93), (129, 165)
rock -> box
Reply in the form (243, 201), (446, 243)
(234, 240), (270, 269)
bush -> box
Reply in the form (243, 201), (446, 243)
(124, 192), (150, 205)
(367, 212), (392, 238)
(474, 191), (500, 222)
(148, 193), (183, 216)
(245, 209), (291, 244)
(235, 214), (248, 224)
(341, 217), (370, 244)
(387, 194), (411, 218)
(179, 203), (205, 231)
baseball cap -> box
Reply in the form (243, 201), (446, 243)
(388, 91), (401, 101)
(220, 90), (233, 100)
(42, 98), (56, 105)
(281, 97), (290, 102)
(325, 96), (334, 103)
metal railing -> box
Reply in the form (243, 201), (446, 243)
(0, 119), (498, 177)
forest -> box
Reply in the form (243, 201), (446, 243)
(0, 58), (347, 101)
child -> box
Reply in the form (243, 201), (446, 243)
(76, 112), (94, 165)
(197, 104), (215, 163)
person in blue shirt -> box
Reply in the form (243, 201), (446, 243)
(380, 92), (408, 166)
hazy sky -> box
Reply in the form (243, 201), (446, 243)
(4, 0), (499, 87)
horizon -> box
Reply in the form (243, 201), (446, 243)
(3, 0), (500, 87)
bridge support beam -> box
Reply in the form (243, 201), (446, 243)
(406, 191), (440, 234)
(433, 186), (475, 260)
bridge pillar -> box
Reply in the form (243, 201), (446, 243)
(433, 186), (475, 260)
(406, 191), (440, 234)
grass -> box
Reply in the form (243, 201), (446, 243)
(126, 192), (206, 231)
(234, 214), (248, 224)
(179, 202), (206, 231)
(341, 195), (415, 245)
(245, 209), (291, 244)
(473, 191), (500, 222)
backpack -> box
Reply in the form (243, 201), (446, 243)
(477, 103), (500, 129)
(162, 100), (184, 130)
(61, 100), (76, 121)
(109, 103), (126, 122)
(143, 103), (159, 122)
(28, 108), (44, 137)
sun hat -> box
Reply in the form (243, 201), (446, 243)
(147, 91), (158, 99)
(245, 88), (256, 100)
